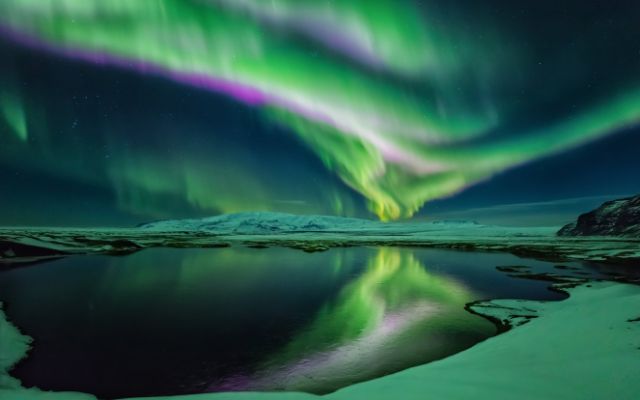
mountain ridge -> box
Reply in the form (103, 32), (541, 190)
(138, 211), (481, 234)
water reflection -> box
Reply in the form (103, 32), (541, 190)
(0, 246), (563, 398)
(213, 248), (495, 393)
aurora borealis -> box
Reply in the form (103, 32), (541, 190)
(1, 0), (639, 223)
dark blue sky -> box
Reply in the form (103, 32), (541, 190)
(1, 1), (639, 227)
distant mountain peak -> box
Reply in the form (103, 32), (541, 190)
(138, 212), (482, 234)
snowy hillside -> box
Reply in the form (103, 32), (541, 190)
(137, 211), (550, 237)
(139, 212), (380, 234)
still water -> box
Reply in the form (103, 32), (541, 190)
(0, 246), (614, 398)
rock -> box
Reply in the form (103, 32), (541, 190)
(0, 240), (68, 260)
(558, 195), (640, 237)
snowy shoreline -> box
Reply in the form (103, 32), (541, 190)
(1, 281), (639, 400)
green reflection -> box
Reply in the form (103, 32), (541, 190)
(240, 248), (495, 393)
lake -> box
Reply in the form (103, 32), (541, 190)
(0, 246), (629, 399)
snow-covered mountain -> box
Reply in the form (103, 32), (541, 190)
(138, 211), (482, 235)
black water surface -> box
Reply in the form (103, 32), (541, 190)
(0, 247), (619, 398)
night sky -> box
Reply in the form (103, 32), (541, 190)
(1, 0), (639, 226)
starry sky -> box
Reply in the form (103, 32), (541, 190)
(0, 0), (639, 226)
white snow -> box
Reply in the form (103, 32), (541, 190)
(0, 303), (31, 390)
(137, 211), (547, 236)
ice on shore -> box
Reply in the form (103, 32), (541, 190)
(0, 303), (31, 390)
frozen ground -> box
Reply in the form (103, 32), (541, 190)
(1, 212), (639, 265)
(1, 282), (639, 400)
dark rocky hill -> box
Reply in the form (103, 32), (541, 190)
(558, 195), (640, 237)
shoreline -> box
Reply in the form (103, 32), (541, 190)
(2, 227), (639, 267)
(2, 275), (639, 400)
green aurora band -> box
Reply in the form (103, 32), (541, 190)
(0, 92), (27, 142)
(237, 248), (492, 393)
(0, 0), (639, 219)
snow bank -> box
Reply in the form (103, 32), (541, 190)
(331, 282), (640, 400)
(0, 303), (31, 390)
